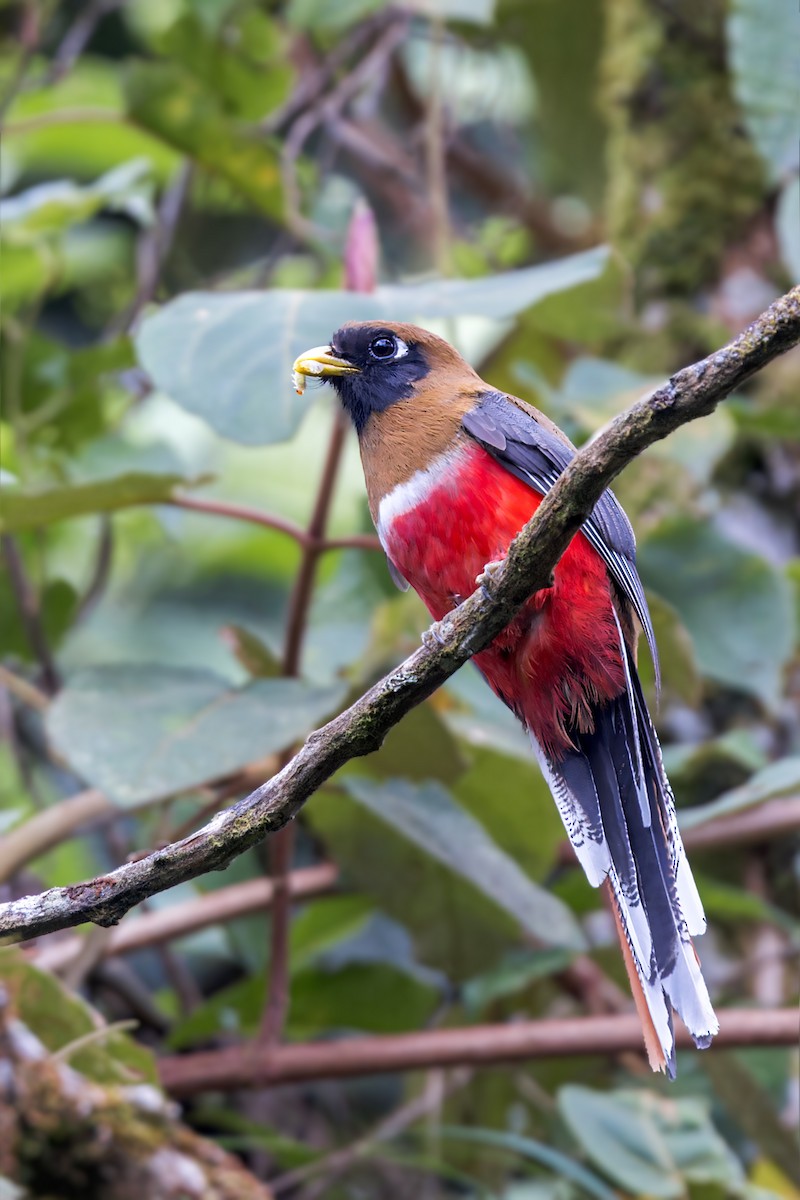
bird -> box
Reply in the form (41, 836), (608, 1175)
(292, 321), (718, 1076)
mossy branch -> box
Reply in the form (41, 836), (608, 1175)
(1, 285), (799, 943)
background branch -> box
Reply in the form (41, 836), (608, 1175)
(157, 1008), (800, 1096)
(0, 285), (798, 944)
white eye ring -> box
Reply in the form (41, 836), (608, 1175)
(394, 337), (409, 358)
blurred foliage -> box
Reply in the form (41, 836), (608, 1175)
(0, 0), (799, 1197)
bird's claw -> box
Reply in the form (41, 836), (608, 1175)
(422, 619), (450, 649)
(477, 559), (504, 599)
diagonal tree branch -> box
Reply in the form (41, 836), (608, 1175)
(0, 285), (798, 943)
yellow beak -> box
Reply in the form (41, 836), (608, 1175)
(292, 346), (359, 395)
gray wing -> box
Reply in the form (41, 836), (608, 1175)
(462, 390), (660, 690)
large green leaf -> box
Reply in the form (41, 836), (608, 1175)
(637, 518), (795, 707)
(134, 246), (610, 444)
(307, 786), (526, 980)
(46, 665), (345, 806)
(169, 896), (439, 1047)
(124, 61), (283, 219)
(3, 59), (178, 183)
(439, 1126), (617, 1200)
(1, 224), (133, 310)
(289, 960), (439, 1037)
(679, 755), (800, 830)
(0, 160), (153, 245)
(558, 1087), (744, 1199)
(728, 0), (800, 181)
(461, 948), (573, 1016)
(343, 777), (585, 950)
(551, 356), (735, 483)
(155, 11), (292, 122)
(0, 471), (207, 533)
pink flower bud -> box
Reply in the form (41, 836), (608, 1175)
(344, 199), (379, 294)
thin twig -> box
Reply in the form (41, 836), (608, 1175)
(169, 492), (380, 553)
(281, 17), (408, 240)
(272, 1068), (471, 1197)
(113, 160), (194, 336)
(0, 664), (49, 713)
(261, 202), (380, 1049)
(74, 517), (114, 625)
(158, 1008), (800, 1095)
(424, 17), (451, 276)
(0, 0), (41, 124)
(3, 107), (123, 134)
(1, 535), (60, 692)
(281, 415), (350, 677)
(45, 0), (125, 84)
(261, 411), (350, 1048)
(0, 286), (798, 943)
(169, 493), (313, 545)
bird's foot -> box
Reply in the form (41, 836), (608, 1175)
(476, 558), (505, 599)
(421, 619), (451, 650)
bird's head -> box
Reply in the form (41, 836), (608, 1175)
(292, 321), (479, 435)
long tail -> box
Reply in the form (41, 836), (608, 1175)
(530, 635), (718, 1077)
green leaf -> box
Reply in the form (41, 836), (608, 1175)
(462, 948), (573, 1016)
(728, 0), (800, 181)
(703, 1055), (800, 1189)
(221, 623), (282, 677)
(289, 960), (439, 1037)
(0, 949), (157, 1086)
(664, 731), (767, 811)
(637, 518), (795, 707)
(170, 897), (437, 1047)
(366, 703), (467, 785)
(439, 1126), (618, 1200)
(695, 875), (798, 935)
(0, 223), (133, 310)
(638, 592), (700, 706)
(553, 356), (734, 483)
(4, 59), (178, 183)
(0, 471), (208, 532)
(288, 894), (374, 972)
(343, 777), (585, 950)
(123, 61), (283, 219)
(0, 160), (153, 245)
(156, 11), (292, 122)
(14, 334), (134, 454)
(0, 578), (77, 661)
(679, 755), (800, 831)
(307, 787), (525, 980)
(46, 666), (346, 806)
(454, 745), (566, 881)
(135, 246), (611, 444)
(558, 1087), (744, 1199)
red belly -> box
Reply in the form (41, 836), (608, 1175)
(382, 443), (626, 757)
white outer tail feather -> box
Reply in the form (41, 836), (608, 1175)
(529, 685), (718, 1076)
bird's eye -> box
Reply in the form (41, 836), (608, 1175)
(368, 335), (397, 361)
